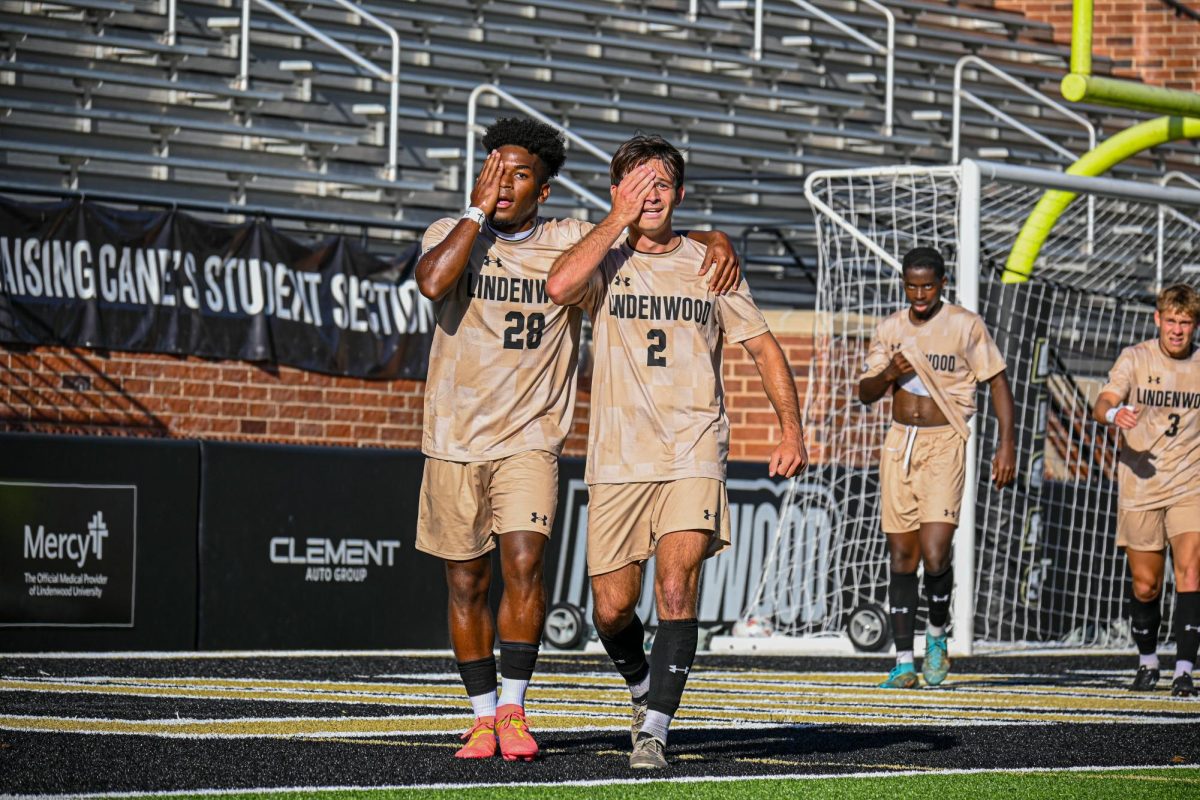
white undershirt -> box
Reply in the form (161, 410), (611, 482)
(897, 372), (932, 397)
(487, 219), (538, 242)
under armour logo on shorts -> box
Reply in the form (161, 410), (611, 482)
(944, 509), (958, 518)
(932, 594), (950, 603)
(891, 606), (909, 614)
(1185, 624), (1200, 633)
(667, 665), (689, 675)
(703, 509), (713, 520)
(530, 512), (548, 526)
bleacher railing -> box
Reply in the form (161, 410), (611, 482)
(745, 0), (894, 137)
(464, 84), (612, 212)
(1158, 171), (1200, 291)
(951, 56), (1095, 165)
(228, 0), (402, 181)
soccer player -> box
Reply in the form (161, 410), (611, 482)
(415, 118), (741, 760)
(858, 247), (1015, 689)
(1092, 283), (1200, 697)
(546, 134), (808, 768)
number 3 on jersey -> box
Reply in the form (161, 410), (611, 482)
(1166, 412), (1181, 437)
(647, 329), (667, 367)
(503, 311), (545, 349)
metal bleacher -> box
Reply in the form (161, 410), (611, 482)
(1, 0), (1197, 306)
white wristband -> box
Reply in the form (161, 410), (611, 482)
(461, 206), (486, 228)
(1106, 405), (1132, 424)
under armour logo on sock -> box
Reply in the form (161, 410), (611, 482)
(667, 665), (689, 675)
(1133, 627), (1151, 635)
(932, 594), (950, 603)
(891, 606), (909, 614)
(530, 512), (548, 525)
(1185, 624), (1200, 633)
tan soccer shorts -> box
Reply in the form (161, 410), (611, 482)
(1118, 494), (1200, 551)
(415, 449), (558, 561)
(879, 423), (966, 534)
(586, 478), (731, 576)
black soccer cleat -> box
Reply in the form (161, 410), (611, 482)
(1170, 672), (1197, 698)
(1129, 665), (1160, 691)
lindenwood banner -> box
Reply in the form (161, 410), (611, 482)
(0, 196), (434, 379)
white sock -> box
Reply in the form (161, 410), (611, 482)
(469, 691), (497, 719)
(640, 709), (671, 744)
(1139, 653), (1160, 670)
(1175, 659), (1194, 678)
(629, 671), (651, 701)
(896, 650), (914, 666)
(927, 625), (945, 638)
(497, 677), (528, 709)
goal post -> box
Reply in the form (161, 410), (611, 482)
(729, 160), (1200, 655)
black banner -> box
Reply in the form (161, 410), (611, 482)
(0, 196), (433, 379)
(197, 441), (447, 649)
(0, 481), (136, 626)
(0, 433), (198, 651)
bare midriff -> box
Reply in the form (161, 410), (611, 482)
(892, 388), (951, 427)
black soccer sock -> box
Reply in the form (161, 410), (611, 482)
(457, 655), (498, 718)
(1129, 595), (1162, 657)
(647, 618), (698, 718)
(499, 641), (539, 682)
(597, 614), (651, 690)
(1174, 591), (1200, 666)
(889, 571), (919, 655)
(497, 640), (538, 708)
(924, 565), (954, 630)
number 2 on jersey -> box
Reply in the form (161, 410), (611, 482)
(1166, 413), (1181, 437)
(503, 311), (546, 350)
(647, 329), (667, 367)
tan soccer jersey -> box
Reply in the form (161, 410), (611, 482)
(581, 237), (769, 484)
(420, 216), (593, 462)
(862, 303), (1007, 436)
(1100, 339), (1200, 511)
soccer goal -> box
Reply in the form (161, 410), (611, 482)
(732, 161), (1200, 655)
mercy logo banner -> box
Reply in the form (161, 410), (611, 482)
(0, 482), (137, 627)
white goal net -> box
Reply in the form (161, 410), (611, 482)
(741, 161), (1200, 652)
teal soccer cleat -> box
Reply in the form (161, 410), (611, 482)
(923, 633), (951, 686)
(879, 662), (920, 689)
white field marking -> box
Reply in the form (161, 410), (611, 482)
(6, 763), (1197, 799)
(0, 646), (1158, 660)
(0, 650), (459, 660)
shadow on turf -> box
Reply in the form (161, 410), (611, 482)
(549, 725), (957, 766)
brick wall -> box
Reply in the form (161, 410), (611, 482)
(0, 311), (818, 463)
(994, 0), (1200, 91)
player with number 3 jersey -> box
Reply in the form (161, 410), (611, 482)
(1094, 283), (1200, 698)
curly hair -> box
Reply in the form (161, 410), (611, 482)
(481, 117), (567, 180)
